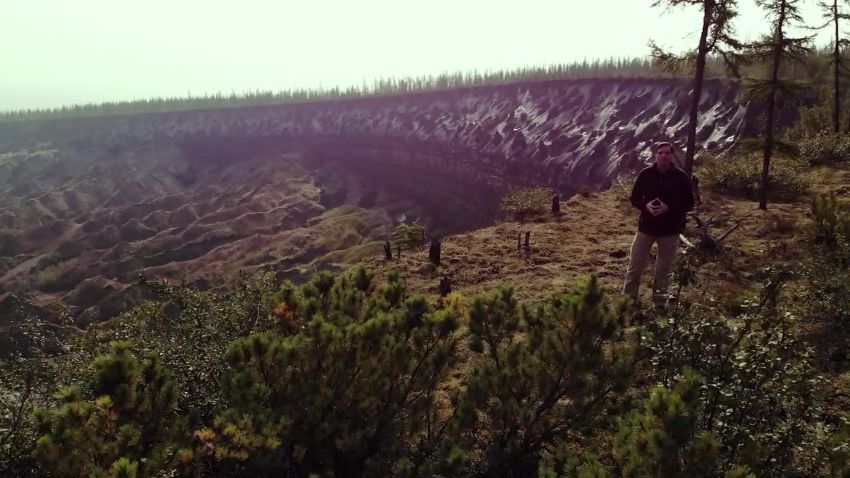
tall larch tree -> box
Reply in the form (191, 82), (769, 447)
(651, 0), (741, 177)
(746, 0), (813, 209)
(814, 0), (850, 132)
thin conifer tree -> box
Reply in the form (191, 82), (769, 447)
(746, 0), (813, 209)
(812, 0), (850, 132)
(651, 0), (741, 177)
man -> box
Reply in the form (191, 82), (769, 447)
(622, 142), (694, 308)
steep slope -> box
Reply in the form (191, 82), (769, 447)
(0, 78), (751, 192)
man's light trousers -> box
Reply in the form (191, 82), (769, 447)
(622, 231), (678, 304)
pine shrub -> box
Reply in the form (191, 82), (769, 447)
(811, 193), (850, 245)
(7, 266), (845, 476)
(32, 342), (184, 478)
(457, 277), (636, 476)
(615, 370), (728, 477)
(189, 267), (463, 477)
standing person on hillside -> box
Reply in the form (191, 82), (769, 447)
(622, 142), (694, 309)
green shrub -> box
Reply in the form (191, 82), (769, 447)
(820, 417), (850, 477)
(32, 342), (184, 478)
(0, 362), (41, 477)
(811, 193), (850, 244)
(500, 186), (554, 220)
(612, 176), (636, 208)
(804, 195), (850, 333)
(804, 248), (850, 333)
(34, 262), (66, 291)
(615, 370), (728, 477)
(458, 277), (635, 476)
(192, 267), (463, 477)
(798, 131), (850, 165)
(0, 300), (77, 478)
(733, 137), (799, 157)
(34, 252), (68, 271)
(642, 270), (819, 475)
(391, 220), (427, 250)
(702, 154), (808, 200)
(785, 86), (834, 141)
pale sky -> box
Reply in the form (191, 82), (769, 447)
(0, 0), (831, 111)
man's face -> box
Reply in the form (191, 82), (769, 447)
(655, 146), (674, 168)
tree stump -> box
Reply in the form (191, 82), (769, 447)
(524, 231), (531, 250)
(692, 175), (702, 207)
(429, 239), (442, 266)
(439, 276), (452, 297)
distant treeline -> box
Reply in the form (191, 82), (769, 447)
(0, 57), (669, 122)
(2, 47), (841, 123)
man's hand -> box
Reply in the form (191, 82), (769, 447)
(646, 198), (669, 216)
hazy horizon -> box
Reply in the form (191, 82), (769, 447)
(1, 0), (831, 112)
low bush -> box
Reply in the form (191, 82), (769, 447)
(459, 277), (636, 476)
(392, 220), (427, 250)
(34, 263), (67, 291)
(641, 268), (821, 475)
(811, 193), (850, 244)
(733, 137), (799, 157)
(32, 342), (185, 478)
(188, 267), (464, 476)
(500, 186), (554, 221)
(804, 194), (850, 335)
(804, 250), (850, 334)
(702, 154), (808, 201)
(612, 176), (636, 208)
(785, 86), (834, 142)
(798, 130), (850, 166)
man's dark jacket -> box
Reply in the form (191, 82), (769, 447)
(629, 164), (695, 237)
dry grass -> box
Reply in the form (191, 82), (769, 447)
(363, 184), (802, 310)
(365, 161), (850, 323)
(365, 191), (636, 305)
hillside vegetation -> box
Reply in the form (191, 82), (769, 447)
(4, 124), (850, 475)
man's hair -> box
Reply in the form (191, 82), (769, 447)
(653, 142), (674, 153)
